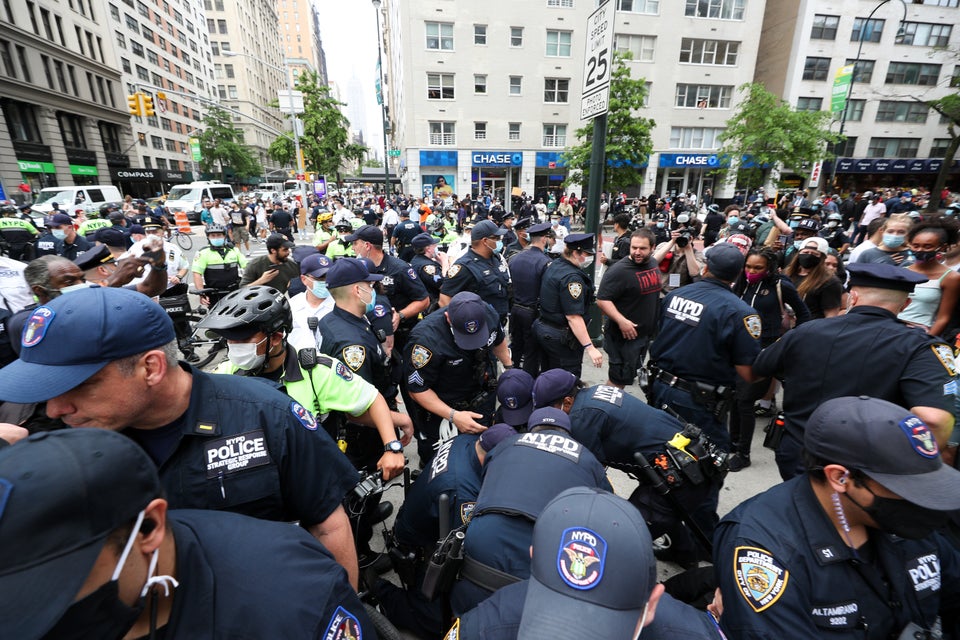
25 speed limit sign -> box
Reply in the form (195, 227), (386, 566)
(580, 0), (615, 120)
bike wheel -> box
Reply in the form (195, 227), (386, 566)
(362, 604), (404, 640)
(175, 231), (193, 251)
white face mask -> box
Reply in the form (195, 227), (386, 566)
(227, 336), (267, 371)
(581, 255), (594, 269)
(632, 601), (651, 639)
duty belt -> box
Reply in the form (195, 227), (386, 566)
(460, 555), (521, 593)
(652, 369), (696, 394)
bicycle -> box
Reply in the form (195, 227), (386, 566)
(167, 227), (194, 251)
(158, 285), (232, 369)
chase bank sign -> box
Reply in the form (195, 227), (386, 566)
(659, 154), (722, 168)
(472, 151), (523, 167)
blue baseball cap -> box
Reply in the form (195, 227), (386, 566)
(478, 423), (518, 453)
(532, 368), (579, 408)
(445, 291), (492, 350)
(471, 220), (507, 242)
(325, 257), (384, 289)
(496, 368), (535, 426)
(411, 232), (438, 249)
(0, 287), (175, 403)
(300, 252), (333, 278)
(527, 407), (572, 432)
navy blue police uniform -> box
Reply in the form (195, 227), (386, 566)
(409, 233), (444, 305)
(534, 233), (596, 379)
(450, 420), (611, 615)
(442, 250), (512, 323)
(506, 223), (552, 376)
(403, 303), (503, 461)
(392, 217), (422, 261)
(370, 252), (428, 350)
(32, 232), (63, 258)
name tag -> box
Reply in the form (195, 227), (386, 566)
(810, 601), (859, 629)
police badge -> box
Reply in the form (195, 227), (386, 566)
(411, 344), (433, 368)
(342, 345), (366, 371)
(567, 282), (583, 299)
(743, 314), (762, 340)
(448, 264), (462, 278)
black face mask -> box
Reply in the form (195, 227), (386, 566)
(848, 484), (948, 540)
(41, 579), (145, 640)
(797, 253), (821, 269)
(913, 250), (938, 263)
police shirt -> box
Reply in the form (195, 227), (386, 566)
(538, 258), (595, 327)
(370, 254), (429, 314)
(411, 254), (444, 301)
(125, 364), (358, 526)
(32, 232), (63, 258)
(393, 219), (422, 247)
(317, 305), (393, 399)
(191, 245), (247, 289)
(507, 247), (551, 308)
(715, 477), (960, 639)
(393, 434), (482, 549)
(160, 509), (373, 639)
(649, 277), (761, 386)
(77, 218), (111, 238)
(404, 303), (504, 405)
(752, 306), (957, 439)
(442, 249), (512, 318)
(596, 256), (661, 332)
(269, 209), (293, 229)
(0, 218), (39, 237)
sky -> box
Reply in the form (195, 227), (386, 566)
(314, 0), (383, 149)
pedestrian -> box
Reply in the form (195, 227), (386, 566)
(239, 233), (300, 293)
(853, 213), (915, 266)
(784, 236), (843, 319)
(898, 220), (960, 336)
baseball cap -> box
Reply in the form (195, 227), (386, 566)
(95, 226), (128, 248)
(805, 396), (960, 510)
(704, 242), (745, 281)
(445, 291), (492, 350)
(496, 368), (535, 425)
(796, 218), (821, 232)
(518, 487), (657, 639)
(411, 232), (438, 249)
(478, 423), (518, 453)
(846, 263), (928, 292)
(129, 224), (145, 235)
(325, 257), (384, 289)
(471, 220), (507, 242)
(265, 233), (296, 250)
(532, 368), (579, 408)
(528, 407), (572, 432)
(345, 224), (384, 245)
(300, 252), (333, 278)
(800, 237), (830, 256)
(0, 286), (175, 403)
(0, 429), (162, 639)
(46, 213), (73, 227)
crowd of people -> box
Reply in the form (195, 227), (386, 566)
(1, 182), (960, 639)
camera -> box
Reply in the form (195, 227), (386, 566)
(676, 229), (693, 248)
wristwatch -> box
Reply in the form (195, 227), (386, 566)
(383, 439), (403, 454)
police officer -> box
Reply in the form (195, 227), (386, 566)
(494, 368), (535, 429)
(500, 211), (518, 248)
(502, 216), (532, 260)
(507, 222), (553, 375)
(753, 262), (958, 480)
(0, 203), (38, 261)
(0, 428), (374, 640)
(392, 209), (421, 261)
(326, 217), (356, 259)
(403, 291), (512, 461)
(38, 212), (92, 261)
(820, 212), (851, 254)
(715, 396), (960, 639)
(535, 233), (601, 378)
(449, 408), (612, 615)
(409, 232), (444, 307)
(190, 224), (246, 305)
(440, 219), (511, 325)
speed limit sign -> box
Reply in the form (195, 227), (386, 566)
(580, 0), (615, 120)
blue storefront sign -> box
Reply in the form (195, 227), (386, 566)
(658, 153), (727, 168)
(535, 152), (566, 168)
(472, 151), (523, 167)
(419, 150), (458, 167)
(834, 157), (951, 174)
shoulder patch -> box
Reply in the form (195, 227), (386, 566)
(411, 344), (433, 369)
(444, 619), (460, 640)
(407, 267), (418, 280)
(341, 345), (366, 371)
(424, 264), (437, 275)
(323, 605), (363, 640)
(591, 385), (623, 406)
(373, 303), (388, 318)
(743, 314), (762, 340)
(931, 344), (957, 377)
(734, 546), (789, 612)
(447, 264), (462, 278)
(460, 501), (476, 524)
(567, 281), (583, 299)
(557, 527), (607, 590)
(21, 306), (54, 348)
(334, 361), (354, 381)
(898, 415), (939, 458)
(290, 401), (318, 431)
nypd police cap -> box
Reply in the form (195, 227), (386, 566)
(846, 262), (927, 292)
(564, 233), (595, 254)
(528, 222), (552, 236)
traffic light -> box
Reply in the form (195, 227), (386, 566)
(142, 94), (155, 117)
(127, 93), (142, 116)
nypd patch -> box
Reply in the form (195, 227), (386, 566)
(424, 265), (437, 275)
(907, 553), (941, 594)
(411, 344), (433, 369)
(334, 361), (353, 381)
(323, 606), (362, 640)
(21, 306), (54, 348)
(373, 304), (388, 318)
(382, 275), (394, 288)
(557, 527), (606, 590)
(567, 281), (583, 299)
(743, 314), (762, 340)
(342, 345), (366, 371)
(463, 319), (479, 334)
(931, 344), (957, 377)
(460, 501), (475, 524)
(444, 619), (460, 640)
(734, 546), (789, 612)
(291, 401), (317, 431)
(448, 264), (462, 278)
(899, 415), (938, 458)
(407, 267), (418, 280)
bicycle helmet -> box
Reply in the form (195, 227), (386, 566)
(827, 212), (843, 222)
(205, 224), (228, 235)
(0, 204), (17, 216)
(198, 286), (292, 337)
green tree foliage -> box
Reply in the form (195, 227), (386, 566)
(267, 71), (368, 183)
(197, 106), (262, 181)
(924, 93), (960, 213)
(363, 158), (384, 168)
(718, 82), (841, 189)
(562, 52), (654, 193)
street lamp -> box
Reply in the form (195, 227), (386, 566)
(372, 0), (392, 198)
(222, 50), (308, 208)
(828, 0), (908, 191)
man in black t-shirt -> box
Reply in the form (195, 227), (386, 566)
(269, 204), (294, 241)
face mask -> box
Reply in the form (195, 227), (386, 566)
(656, 222), (664, 228)
(789, 220), (799, 229)
(227, 336), (267, 371)
(210, 237), (225, 247)
(793, 240), (804, 250)
(745, 271), (766, 285)
(826, 221), (838, 229)
(848, 486), (948, 540)
(798, 253), (821, 269)
(311, 281), (329, 299)
(913, 250), (939, 263)
(493, 240), (503, 253)
(727, 216), (740, 226)
(58, 282), (93, 297)
(581, 255), (594, 269)
(52, 228), (67, 240)
(359, 286), (376, 314)
(882, 234), (905, 249)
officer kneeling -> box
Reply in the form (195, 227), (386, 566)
(715, 396), (960, 639)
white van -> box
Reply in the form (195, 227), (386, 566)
(164, 181), (236, 223)
(32, 185), (123, 214)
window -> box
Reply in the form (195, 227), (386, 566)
(125, 14), (138, 31)
(227, 85), (237, 99)
(224, 63), (234, 78)
(885, 62), (940, 85)
(474, 74), (487, 94)
(543, 124), (566, 147)
(155, 157), (167, 170)
(953, 65), (960, 88)
(135, 64), (148, 81)
(802, 56), (831, 81)
(546, 30), (572, 57)
(142, 26), (153, 42)
(165, 138), (177, 152)
(548, 0), (573, 6)
(844, 99), (865, 122)
(830, 137), (857, 157)
(474, 122), (487, 140)
(867, 137), (920, 158)
(846, 58), (875, 83)
(425, 22), (453, 50)
(210, 41), (218, 55)
(147, 50), (158, 64)
(679, 38), (739, 65)
(898, 22), (952, 47)
(509, 123), (521, 140)
(40, 55), (53, 88)
(675, 84), (732, 108)
(684, 0), (744, 19)
(618, 0), (659, 13)
(429, 121), (455, 145)
(99, 122), (122, 153)
(544, 78), (570, 103)
(160, 116), (172, 131)
(58, 112), (86, 148)
(109, 3), (119, 20)
(217, 19), (226, 34)
(131, 41), (144, 57)
(920, 0), (959, 5)
(811, 14), (839, 40)
(615, 34), (656, 62)
(510, 27), (523, 47)
(509, 75), (522, 95)
(796, 97), (823, 111)
(851, 18), (884, 43)
(151, 134), (163, 149)
(930, 139), (951, 157)
(669, 127), (724, 149)
(3, 100), (43, 142)
(53, 60), (67, 92)
(427, 72), (454, 99)
(0, 40), (15, 77)
(474, 24), (486, 45)
(15, 45), (30, 82)
(875, 101), (929, 123)
(142, 156), (151, 168)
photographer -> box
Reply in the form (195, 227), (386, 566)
(652, 213), (705, 293)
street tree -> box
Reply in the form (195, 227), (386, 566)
(197, 106), (262, 181)
(922, 92), (960, 213)
(717, 82), (841, 190)
(267, 70), (368, 185)
(562, 51), (655, 194)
